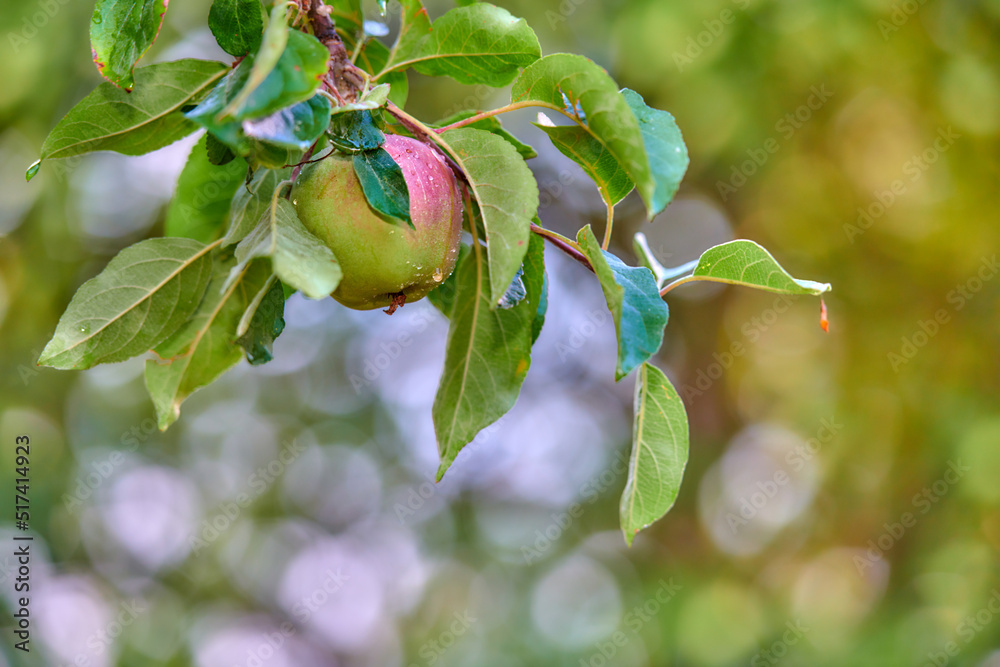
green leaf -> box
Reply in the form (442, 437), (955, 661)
(186, 29), (328, 127)
(233, 197), (341, 300)
(144, 257), (271, 430)
(209, 0), (264, 56)
(236, 275), (285, 365)
(352, 148), (412, 227)
(436, 110), (536, 160)
(35, 60), (227, 168)
(433, 234), (545, 480)
(621, 88), (688, 217)
(328, 110), (385, 152)
(379, 3), (540, 86)
(439, 127), (539, 306)
(427, 243), (470, 317)
(620, 362), (689, 546)
(221, 2), (289, 117)
(206, 133), (237, 165)
(38, 238), (216, 370)
(386, 0), (433, 68)
(222, 168), (290, 246)
(691, 240), (832, 295)
(577, 225), (668, 381)
(90, 0), (169, 90)
(512, 54), (664, 219)
(165, 135), (249, 243)
(243, 94), (332, 150)
(535, 113), (632, 206)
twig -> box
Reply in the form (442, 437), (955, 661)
(530, 223), (593, 273)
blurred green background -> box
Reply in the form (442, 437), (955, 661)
(2, 0), (1000, 665)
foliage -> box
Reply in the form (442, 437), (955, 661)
(29, 0), (829, 544)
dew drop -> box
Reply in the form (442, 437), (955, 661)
(292, 199), (298, 206)
(78, 323), (91, 334)
(432, 267), (444, 282)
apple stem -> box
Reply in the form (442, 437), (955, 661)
(384, 293), (406, 315)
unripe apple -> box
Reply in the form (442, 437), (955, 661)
(291, 134), (464, 310)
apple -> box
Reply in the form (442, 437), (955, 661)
(291, 134), (464, 311)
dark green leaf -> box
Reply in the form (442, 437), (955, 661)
(621, 88), (689, 217)
(439, 127), (539, 306)
(577, 225), (668, 381)
(221, 2), (289, 117)
(433, 234), (545, 480)
(690, 240), (832, 295)
(620, 362), (689, 546)
(38, 238), (216, 370)
(512, 55), (663, 219)
(209, 0), (264, 56)
(328, 110), (385, 152)
(236, 275), (285, 365)
(165, 135), (248, 243)
(206, 133), (237, 165)
(352, 148), (412, 227)
(535, 114), (633, 206)
(435, 110), (536, 160)
(186, 29), (328, 128)
(222, 168), (290, 246)
(233, 198), (341, 299)
(243, 94), (332, 150)
(379, 3), (540, 87)
(533, 272), (548, 344)
(144, 257), (271, 430)
(35, 60), (227, 168)
(90, 0), (169, 90)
